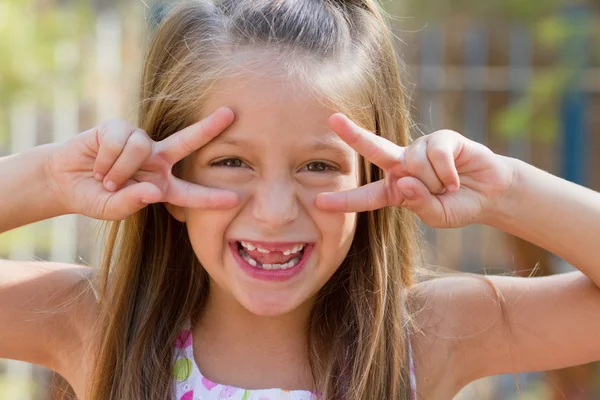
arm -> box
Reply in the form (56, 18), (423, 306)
(0, 112), (238, 378)
(313, 119), (600, 396)
(484, 157), (600, 285)
(425, 159), (600, 394)
(0, 143), (69, 233)
(411, 271), (600, 397)
(0, 145), (96, 377)
(0, 260), (97, 374)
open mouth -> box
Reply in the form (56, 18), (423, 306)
(235, 241), (307, 270)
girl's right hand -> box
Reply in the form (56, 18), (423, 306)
(45, 107), (239, 221)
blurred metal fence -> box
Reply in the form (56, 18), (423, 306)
(1, 5), (599, 399)
(400, 13), (600, 276)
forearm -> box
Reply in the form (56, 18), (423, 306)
(484, 157), (600, 284)
(0, 144), (69, 233)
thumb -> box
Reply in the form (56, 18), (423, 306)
(104, 181), (162, 220)
(396, 177), (444, 226)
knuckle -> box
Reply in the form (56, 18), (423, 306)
(405, 152), (428, 174)
(427, 144), (448, 161)
(102, 140), (124, 155)
(366, 144), (382, 161)
(177, 133), (196, 155)
(98, 119), (127, 135)
(436, 129), (460, 137)
(127, 131), (152, 154)
(365, 191), (372, 211)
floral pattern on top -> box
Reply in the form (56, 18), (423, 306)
(172, 322), (323, 400)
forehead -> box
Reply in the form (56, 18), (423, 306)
(201, 75), (334, 129)
(201, 75), (347, 147)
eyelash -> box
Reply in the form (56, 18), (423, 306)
(210, 158), (337, 172)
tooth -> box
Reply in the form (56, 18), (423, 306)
(263, 263), (272, 270)
(257, 247), (270, 254)
(241, 241), (256, 251)
(248, 257), (257, 267)
(283, 249), (291, 256)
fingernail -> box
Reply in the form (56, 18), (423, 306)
(447, 184), (457, 192)
(104, 180), (117, 192)
(94, 173), (104, 181)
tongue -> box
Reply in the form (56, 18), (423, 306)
(243, 247), (298, 265)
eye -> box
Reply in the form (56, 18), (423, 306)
(210, 158), (247, 168)
(303, 161), (336, 173)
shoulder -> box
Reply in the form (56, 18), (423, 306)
(58, 267), (102, 398)
(406, 274), (516, 397)
(25, 262), (101, 396)
(0, 260), (101, 397)
(407, 272), (600, 398)
(406, 277), (475, 398)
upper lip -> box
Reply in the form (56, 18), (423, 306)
(230, 239), (312, 251)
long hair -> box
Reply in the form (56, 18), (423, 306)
(88, 1), (420, 398)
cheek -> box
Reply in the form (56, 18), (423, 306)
(307, 192), (357, 270)
(183, 209), (231, 266)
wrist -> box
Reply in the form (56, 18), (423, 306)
(39, 143), (72, 217)
(479, 155), (525, 228)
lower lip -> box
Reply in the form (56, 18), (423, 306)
(229, 242), (313, 282)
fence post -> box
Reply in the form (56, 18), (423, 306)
(560, 5), (591, 187)
(507, 25), (532, 162)
(51, 41), (80, 264)
(462, 24), (488, 272)
(418, 26), (444, 252)
(6, 96), (36, 400)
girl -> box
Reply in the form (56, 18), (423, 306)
(1, 0), (599, 399)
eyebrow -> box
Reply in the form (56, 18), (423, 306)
(214, 136), (351, 158)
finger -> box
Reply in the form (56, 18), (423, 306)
(156, 107), (235, 165)
(103, 129), (153, 191)
(404, 138), (445, 195)
(166, 176), (239, 209)
(93, 120), (135, 180)
(427, 132), (462, 192)
(315, 180), (388, 213)
(328, 113), (403, 171)
(102, 182), (162, 220)
(396, 176), (444, 225)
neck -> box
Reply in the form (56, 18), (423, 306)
(192, 283), (316, 391)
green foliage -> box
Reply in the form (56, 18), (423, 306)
(0, 0), (93, 103)
(392, 0), (598, 144)
(494, 68), (570, 144)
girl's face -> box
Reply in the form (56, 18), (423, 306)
(169, 76), (360, 317)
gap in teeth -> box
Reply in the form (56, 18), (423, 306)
(240, 241), (304, 255)
(238, 244), (302, 270)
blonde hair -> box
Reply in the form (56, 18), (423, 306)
(89, 1), (419, 398)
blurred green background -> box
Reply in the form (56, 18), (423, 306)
(1, 0), (599, 399)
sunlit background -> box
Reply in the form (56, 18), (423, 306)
(1, 0), (599, 398)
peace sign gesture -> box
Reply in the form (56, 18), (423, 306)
(45, 107), (239, 221)
(315, 114), (515, 228)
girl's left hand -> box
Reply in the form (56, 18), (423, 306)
(315, 113), (516, 228)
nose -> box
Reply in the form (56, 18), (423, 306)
(251, 178), (299, 230)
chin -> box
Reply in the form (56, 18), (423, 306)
(236, 290), (304, 317)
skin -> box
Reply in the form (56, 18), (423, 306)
(165, 77), (360, 390)
(1, 74), (600, 398)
